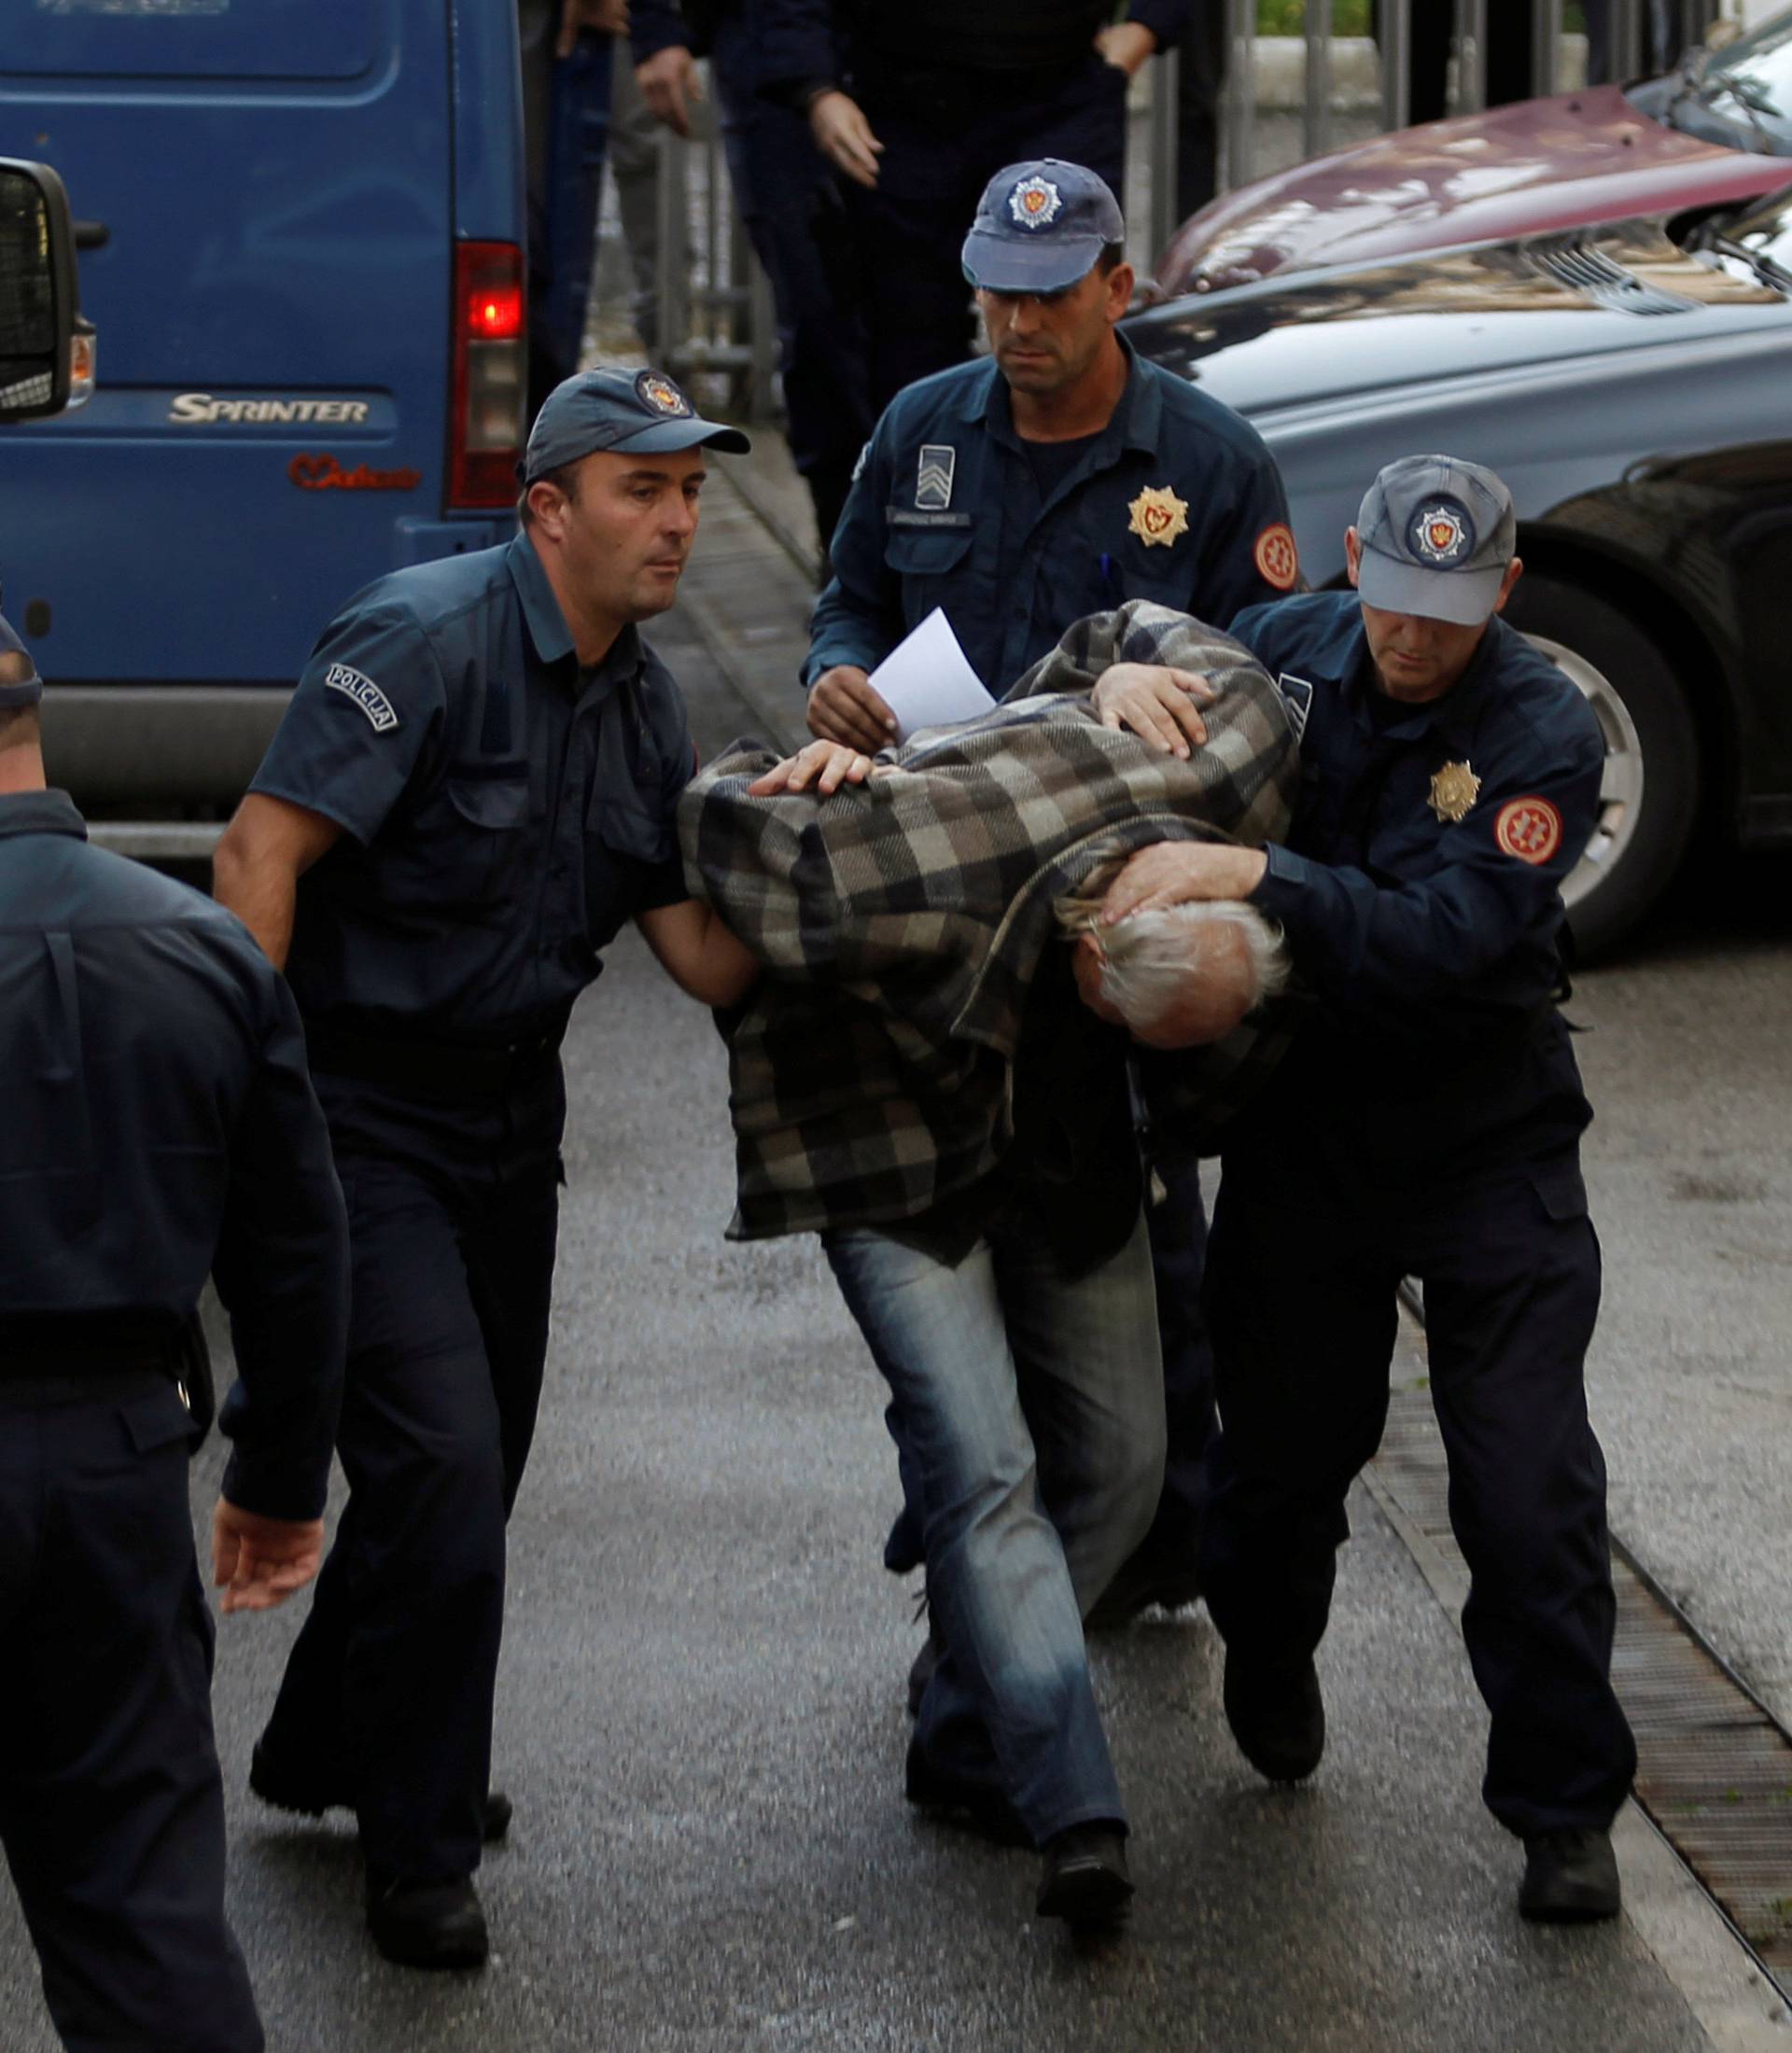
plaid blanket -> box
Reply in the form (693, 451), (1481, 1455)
(679, 602), (1302, 1239)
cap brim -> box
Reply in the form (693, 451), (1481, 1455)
(1357, 548), (1503, 627)
(609, 417), (751, 455)
(960, 229), (1103, 295)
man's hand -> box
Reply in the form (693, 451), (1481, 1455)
(1092, 663), (1214, 758)
(559, 0), (626, 54)
(1093, 21), (1156, 76)
(749, 740), (878, 796)
(212, 1500), (325, 1615)
(1101, 841), (1268, 924)
(637, 44), (702, 133)
(809, 90), (884, 187)
(807, 665), (897, 750)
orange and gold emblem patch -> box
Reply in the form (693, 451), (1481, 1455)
(1494, 797), (1563, 865)
(1254, 522), (1299, 591)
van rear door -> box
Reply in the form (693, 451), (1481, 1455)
(0, 0), (515, 710)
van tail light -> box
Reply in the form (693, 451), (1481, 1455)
(449, 241), (525, 509)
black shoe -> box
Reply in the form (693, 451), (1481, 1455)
(365, 1873), (489, 1970)
(905, 1626), (945, 1719)
(903, 1737), (1031, 1847)
(1519, 1827), (1620, 1923)
(1036, 1824), (1134, 1929)
(1085, 1540), (1203, 1631)
(1223, 1650), (1325, 1783)
(250, 1740), (512, 1843)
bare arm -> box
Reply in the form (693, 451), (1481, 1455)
(213, 792), (344, 970)
(636, 898), (761, 1007)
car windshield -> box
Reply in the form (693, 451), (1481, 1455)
(1661, 17), (1792, 156)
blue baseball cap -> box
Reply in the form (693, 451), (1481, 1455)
(1355, 454), (1518, 626)
(521, 366), (750, 484)
(0, 607), (43, 712)
(960, 159), (1126, 296)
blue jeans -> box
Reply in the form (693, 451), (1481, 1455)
(825, 1208), (1164, 1845)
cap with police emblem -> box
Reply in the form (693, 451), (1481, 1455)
(1354, 454), (1518, 627)
(521, 365), (751, 484)
(960, 159), (1125, 296)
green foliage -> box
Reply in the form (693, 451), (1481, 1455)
(1257, 0), (1372, 31)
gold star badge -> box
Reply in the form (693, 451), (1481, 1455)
(1127, 485), (1190, 549)
(1428, 761), (1481, 824)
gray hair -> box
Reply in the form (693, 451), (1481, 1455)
(1056, 887), (1289, 1043)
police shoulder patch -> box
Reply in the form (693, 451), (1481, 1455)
(323, 662), (399, 733)
(1493, 795), (1562, 865)
(1254, 523), (1299, 591)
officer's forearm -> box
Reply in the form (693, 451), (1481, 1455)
(636, 898), (761, 1007)
(213, 838), (297, 971)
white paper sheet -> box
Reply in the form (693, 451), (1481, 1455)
(867, 607), (994, 743)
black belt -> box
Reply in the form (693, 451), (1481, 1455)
(0, 1313), (188, 1407)
(304, 1020), (563, 1100)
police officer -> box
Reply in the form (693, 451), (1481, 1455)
(211, 367), (760, 1970)
(632, 0), (871, 558)
(760, 0), (1187, 413)
(0, 611), (348, 2052)
(1094, 456), (1639, 1922)
(807, 158), (1300, 1637)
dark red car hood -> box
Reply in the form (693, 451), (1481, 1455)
(1155, 84), (1790, 295)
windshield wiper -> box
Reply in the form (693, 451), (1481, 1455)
(1699, 70), (1778, 153)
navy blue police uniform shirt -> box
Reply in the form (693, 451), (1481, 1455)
(0, 791), (348, 1520)
(1226, 589), (1606, 1181)
(805, 339), (1298, 695)
(251, 530), (695, 1047)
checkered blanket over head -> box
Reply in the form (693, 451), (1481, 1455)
(678, 601), (1302, 1238)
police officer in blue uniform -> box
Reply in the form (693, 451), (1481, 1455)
(1095, 456), (1639, 1923)
(805, 158), (1300, 1652)
(0, 611), (348, 2052)
(212, 368), (760, 1971)
(631, 0), (871, 557)
(759, 1), (1188, 414)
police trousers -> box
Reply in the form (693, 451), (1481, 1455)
(259, 1064), (563, 1883)
(1200, 1148), (1638, 1838)
(0, 1373), (262, 2053)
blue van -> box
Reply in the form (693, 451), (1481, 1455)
(0, 0), (526, 843)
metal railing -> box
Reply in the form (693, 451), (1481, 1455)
(643, 0), (1737, 415)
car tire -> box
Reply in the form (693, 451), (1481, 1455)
(1503, 574), (1701, 960)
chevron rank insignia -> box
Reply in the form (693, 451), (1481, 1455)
(916, 444), (956, 511)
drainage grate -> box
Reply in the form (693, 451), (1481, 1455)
(1369, 1296), (1792, 1995)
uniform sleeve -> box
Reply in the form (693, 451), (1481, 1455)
(637, 686), (699, 913)
(629, 0), (692, 62)
(1249, 698), (1604, 1023)
(755, 0), (841, 95)
(249, 604), (446, 846)
(213, 959), (349, 1522)
(1191, 429), (1300, 629)
(1126, 0), (1191, 48)
(803, 420), (907, 688)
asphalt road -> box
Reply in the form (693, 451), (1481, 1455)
(4, 587), (1788, 2050)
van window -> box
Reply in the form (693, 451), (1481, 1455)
(8, 0), (376, 81)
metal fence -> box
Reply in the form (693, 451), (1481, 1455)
(647, 0), (1735, 413)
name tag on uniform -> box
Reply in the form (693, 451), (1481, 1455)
(886, 509), (973, 530)
(1276, 671), (1314, 745)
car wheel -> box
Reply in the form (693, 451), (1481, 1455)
(1503, 575), (1701, 959)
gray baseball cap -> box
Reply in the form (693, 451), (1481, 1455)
(960, 159), (1126, 296)
(521, 366), (749, 483)
(1355, 455), (1517, 626)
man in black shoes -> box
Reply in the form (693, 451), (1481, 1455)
(1093, 458), (1635, 1924)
